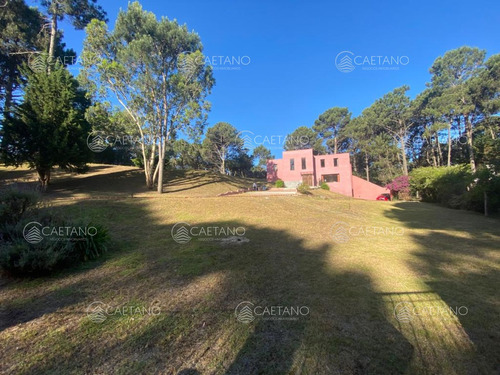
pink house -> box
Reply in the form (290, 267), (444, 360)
(266, 149), (388, 200)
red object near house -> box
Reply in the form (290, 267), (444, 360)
(376, 193), (391, 201)
(266, 149), (389, 200)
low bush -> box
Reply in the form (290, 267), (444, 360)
(297, 183), (310, 194)
(275, 179), (285, 188)
(0, 189), (110, 276)
(0, 188), (40, 224)
(320, 182), (330, 190)
(409, 165), (499, 213)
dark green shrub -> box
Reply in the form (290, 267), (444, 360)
(410, 165), (472, 206)
(0, 188), (40, 225)
(297, 183), (310, 194)
(0, 212), (109, 276)
(320, 182), (330, 190)
(275, 179), (285, 188)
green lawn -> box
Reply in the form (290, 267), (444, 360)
(0, 165), (499, 374)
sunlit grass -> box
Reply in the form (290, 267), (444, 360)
(0, 165), (498, 374)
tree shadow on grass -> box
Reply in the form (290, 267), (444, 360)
(2, 199), (413, 374)
(385, 202), (500, 373)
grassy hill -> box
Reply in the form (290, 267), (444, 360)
(0, 164), (264, 198)
(0, 165), (499, 374)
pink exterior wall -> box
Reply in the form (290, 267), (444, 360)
(267, 148), (387, 200)
(314, 153), (353, 197)
(351, 176), (389, 200)
(267, 149), (316, 188)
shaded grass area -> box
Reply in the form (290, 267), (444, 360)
(0, 167), (498, 374)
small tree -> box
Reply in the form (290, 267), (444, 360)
(1, 62), (91, 189)
(252, 145), (273, 176)
(202, 122), (243, 174)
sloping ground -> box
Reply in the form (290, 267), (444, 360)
(0, 165), (263, 198)
(0, 167), (499, 374)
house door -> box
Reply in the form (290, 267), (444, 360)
(302, 174), (313, 186)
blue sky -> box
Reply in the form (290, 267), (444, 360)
(29, 0), (500, 157)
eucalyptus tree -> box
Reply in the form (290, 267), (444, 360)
(312, 107), (351, 154)
(80, 2), (214, 192)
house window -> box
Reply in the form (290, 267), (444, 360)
(301, 157), (306, 170)
(290, 159), (295, 171)
(273, 164), (278, 172)
(333, 158), (338, 167)
(320, 159), (325, 168)
(323, 174), (339, 183)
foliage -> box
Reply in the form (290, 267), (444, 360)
(296, 183), (310, 194)
(320, 182), (330, 190)
(0, 188), (40, 225)
(251, 145), (273, 176)
(386, 175), (410, 200)
(284, 126), (325, 154)
(0, 188), (109, 276)
(313, 107), (351, 153)
(0, 62), (91, 188)
(201, 122), (244, 174)
(409, 165), (473, 208)
(80, 1), (214, 192)
(275, 179), (285, 188)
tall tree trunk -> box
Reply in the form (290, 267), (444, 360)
(4, 67), (15, 112)
(447, 122), (452, 167)
(465, 115), (476, 173)
(400, 137), (408, 176)
(48, 11), (58, 62)
(364, 153), (369, 182)
(37, 168), (50, 191)
(334, 137), (338, 154)
(435, 134), (443, 166)
(157, 141), (165, 194)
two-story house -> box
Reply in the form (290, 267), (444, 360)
(266, 149), (388, 200)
